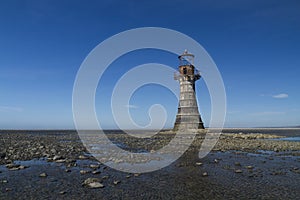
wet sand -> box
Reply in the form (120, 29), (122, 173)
(0, 130), (300, 199)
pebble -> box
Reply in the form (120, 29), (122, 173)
(89, 164), (100, 169)
(6, 163), (20, 169)
(195, 162), (203, 166)
(9, 167), (20, 171)
(87, 182), (104, 188)
(83, 177), (100, 185)
(113, 180), (121, 185)
(6, 164), (27, 171)
(67, 163), (77, 168)
(39, 173), (48, 177)
(92, 170), (101, 175)
(102, 175), (109, 179)
(18, 165), (27, 170)
(53, 155), (62, 161)
(55, 159), (66, 163)
(245, 165), (254, 169)
(65, 169), (71, 173)
(59, 191), (66, 195)
(202, 172), (208, 177)
(80, 170), (91, 175)
(235, 169), (243, 173)
(234, 162), (241, 166)
(50, 149), (57, 154)
(83, 178), (104, 188)
(78, 155), (88, 159)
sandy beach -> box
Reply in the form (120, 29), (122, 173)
(0, 129), (300, 199)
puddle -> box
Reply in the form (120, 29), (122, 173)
(270, 137), (300, 142)
(14, 158), (49, 166)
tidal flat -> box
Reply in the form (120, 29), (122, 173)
(0, 129), (300, 199)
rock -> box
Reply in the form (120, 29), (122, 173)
(53, 155), (62, 161)
(134, 173), (140, 177)
(245, 165), (254, 169)
(83, 178), (104, 188)
(7, 164), (27, 170)
(67, 163), (77, 168)
(2, 180), (8, 183)
(50, 149), (57, 154)
(59, 191), (66, 195)
(83, 177), (100, 185)
(78, 155), (88, 159)
(92, 170), (101, 175)
(87, 182), (104, 188)
(80, 170), (90, 175)
(65, 169), (71, 173)
(202, 172), (208, 177)
(195, 162), (203, 166)
(214, 159), (219, 163)
(55, 159), (66, 163)
(126, 175), (131, 178)
(6, 163), (20, 169)
(9, 167), (20, 171)
(235, 169), (242, 173)
(18, 165), (27, 170)
(39, 173), (47, 177)
(234, 162), (241, 166)
(89, 164), (100, 169)
(113, 180), (120, 185)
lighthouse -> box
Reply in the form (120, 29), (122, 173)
(173, 50), (204, 130)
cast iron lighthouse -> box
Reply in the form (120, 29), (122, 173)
(173, 50), (204, 130)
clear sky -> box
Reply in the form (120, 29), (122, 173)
(0, 0), (299, 129)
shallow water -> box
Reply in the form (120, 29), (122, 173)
(271, 136), (300, 142)
(221, 128), (300, 137)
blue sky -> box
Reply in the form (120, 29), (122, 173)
(0, 0), (299, 129)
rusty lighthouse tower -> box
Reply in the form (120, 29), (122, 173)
(173, 50), (204, 130)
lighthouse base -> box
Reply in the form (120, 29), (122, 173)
(173, 114), (205, 131)
(173, 123), (204, 131)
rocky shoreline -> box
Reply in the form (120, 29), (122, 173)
(0, 130), (300, 199)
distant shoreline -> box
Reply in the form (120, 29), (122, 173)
(1, 127), (300, 131)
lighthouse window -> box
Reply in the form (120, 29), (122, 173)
(183, 67), (187, 74)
